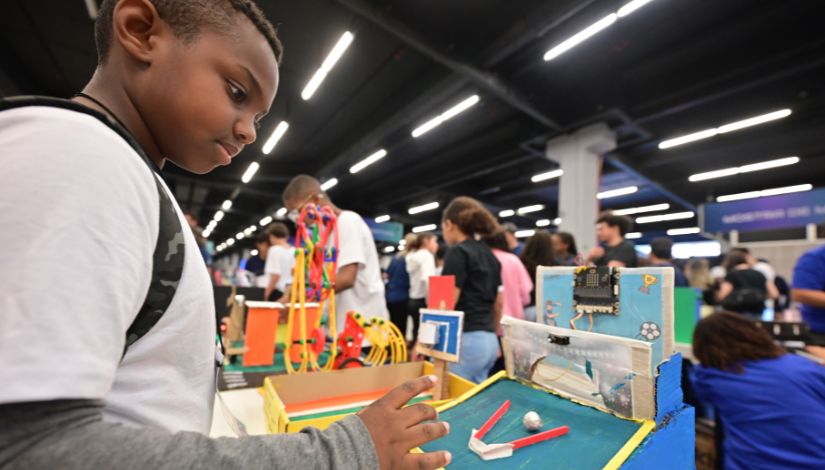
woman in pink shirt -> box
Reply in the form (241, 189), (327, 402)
(483, 231), (533, 324)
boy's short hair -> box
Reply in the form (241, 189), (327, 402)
(650, 237), (673, 260)
(266, 222), (289, 240)
(95, 0), (283, 65)
(282, 174), (323, 206)
(596, 212), (632, 236)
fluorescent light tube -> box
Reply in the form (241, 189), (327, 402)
(543, 14), (617, 61)
(611, 203), (670, 216)
(597, 186), (638, 199)
(413, 224), (437, 233)
(635, 211), (695, 224)
(411, 95), (480, 138)
(717, 184), (812, 202)
(408, 202), (440, 215)
(517, 204), (544, 215)
(301, 32), (354, 100)
(667, 227), (701, 236)
(689, 156), (799, 182)
(320, 178), (338, 191)
(349, 149), (388, 174)
(531, 169), (564, 183)
(241, 162), (259, 183)
(515, 229), (536, 238)
(262, 121), (289, 155)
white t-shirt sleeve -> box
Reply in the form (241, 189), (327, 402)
(336, 212), (368, 270)
(264, 245), (281, 276)
(0, 107), (158, 404)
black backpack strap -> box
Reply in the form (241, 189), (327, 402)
(0, 96), (185, 354)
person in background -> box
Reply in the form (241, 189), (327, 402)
(791, 243), (825, 338)
(406, 232), (437, 341)
(441, 197), (503, 383)
(731, 247), (776, 285)
(483, 231), (532, 323)
(264, 222), (293, 302)
(648, 237), (689, 287)
(685, 258), (717, 305)
(385, 235), (412, 341)
(501, 222), (523, 256)
(434, 243), (447, 276)
(282, 175), (389, 331)
(520, 230), (558, 322)
(717, 251), (778, 318)
(586, 212), (638, 268)
(184, 211), (212, 268)
(245, 232), (269, 286)
(552, 231), (579, 266)
(691, 312), (825, 470)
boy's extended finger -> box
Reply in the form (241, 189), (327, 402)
(402, 450), (452, 470)
(404, 421), (450, 449)
(377, 375), (437, 410)
(399, 403), (438, 428)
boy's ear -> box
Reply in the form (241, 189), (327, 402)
(112, 0), (165, 65)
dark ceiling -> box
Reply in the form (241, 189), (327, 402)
(2, 0), (824, 253)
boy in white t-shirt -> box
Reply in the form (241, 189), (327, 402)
(0, 1), (449, 469)
(263, 222), (294, 301)
(283, 175), (389, 332)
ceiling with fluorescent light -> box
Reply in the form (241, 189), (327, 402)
(2, 0), (824, 252)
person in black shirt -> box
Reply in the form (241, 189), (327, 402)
(440, 196), (503, 383)
(586, 212), (638, 268)
(717, 251), (778, 318)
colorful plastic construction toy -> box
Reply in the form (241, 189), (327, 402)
(285, 203), (340, 373)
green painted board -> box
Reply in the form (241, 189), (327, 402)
(674, 287), (700, 345)
(419, 379), (645, 469)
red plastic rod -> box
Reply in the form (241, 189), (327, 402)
(473, 400), (510, 440)
(510, 425), (570, 450)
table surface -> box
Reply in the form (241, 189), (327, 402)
(420, 379), (646, 470)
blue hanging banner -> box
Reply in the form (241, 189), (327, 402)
(363, 218), (404, 243)
(700, 187), (825, 233)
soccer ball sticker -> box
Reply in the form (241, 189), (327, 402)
(639, 322), (661, 341)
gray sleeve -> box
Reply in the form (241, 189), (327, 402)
(0, 400), (378, 470)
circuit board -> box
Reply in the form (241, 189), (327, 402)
(573, 267), (620, 315)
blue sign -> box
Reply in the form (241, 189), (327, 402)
(417, 309), (464, 363)
(701, 187), (825, 233)
(363, 218), (403, 243)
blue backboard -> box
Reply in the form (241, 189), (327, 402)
(416, 309), (464, 363)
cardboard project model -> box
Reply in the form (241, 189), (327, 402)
(419, 266), (694, 469)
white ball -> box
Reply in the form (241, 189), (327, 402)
(523, 411), (542, 432)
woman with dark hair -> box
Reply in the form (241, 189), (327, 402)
(551, 231), (579, 266)
(692, 312), (825, 469)
(440, 197), (503, 383)
(717, 251), (778, 317)
(520, 230), (557, 322)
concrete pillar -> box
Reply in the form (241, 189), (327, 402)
(546, 123), (616, 258)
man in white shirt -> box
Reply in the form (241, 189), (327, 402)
(283, 175), (389, 332)
(264, 222), (294, 301)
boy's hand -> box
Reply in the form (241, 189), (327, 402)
(358, 375), (452, 469)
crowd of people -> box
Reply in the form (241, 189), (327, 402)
(226, 191), (825, 469)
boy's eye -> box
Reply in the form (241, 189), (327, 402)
(254, 120), (262, 130)
(227, 81), (247, 103)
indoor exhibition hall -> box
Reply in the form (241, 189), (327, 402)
(1, 1), (825, 469)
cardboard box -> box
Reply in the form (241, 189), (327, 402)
(263, 361), (475, 433)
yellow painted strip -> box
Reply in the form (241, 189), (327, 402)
(435, 370), (507, 413)
(602, 419), (656, 470)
